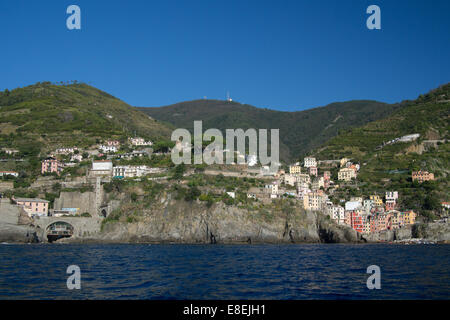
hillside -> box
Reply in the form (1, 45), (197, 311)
(0, 82), (172, 153)
(314, 83), (450, 216)
(138, 99), (401, 161)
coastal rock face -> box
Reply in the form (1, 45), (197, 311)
(97, 198), (323, 244)
(360, 227), (412, 242)
(0, 224), (40, 243)
(317, 217), (359, 243)
(2, 193), (449, 244)
(0, 199), (39, 243)
(412, 223), (450, 242)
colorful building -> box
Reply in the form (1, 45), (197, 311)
(289, 165), (301, 175)
(14, 197), (49, 217)
(0, 171), (19, 178)
(309, 166), (318, 177)
(402, 210), (417, 225)
(370, 195), (383, 207)
(303, 157), (317, 168)
(412, 171), (435, 183)
(338, 168), (357, 181)
(41, 157), (64, 175)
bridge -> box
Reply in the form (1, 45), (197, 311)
(33, 216), (103, 242)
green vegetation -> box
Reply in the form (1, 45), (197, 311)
(316, 83), (450, 218)
(139, 99), (402, 161)
(0, 82), (172, 182)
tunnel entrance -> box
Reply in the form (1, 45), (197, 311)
(101, 209), (107, 218)
(46, 221), (74, 243)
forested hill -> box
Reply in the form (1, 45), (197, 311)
(0, 82), (172, 155)
(314, 83), (450, 215)
(138, 99), (400, 161)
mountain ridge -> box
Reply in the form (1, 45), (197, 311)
(138, 99), (402, 161)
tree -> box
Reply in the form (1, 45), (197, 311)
(172, 164), (186, 180)
(185, 186), (200, 201)
(423, 195), (440, 211)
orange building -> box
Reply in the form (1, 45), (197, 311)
(412, 171), (435, 183)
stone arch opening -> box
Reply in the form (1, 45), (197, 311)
(46, 221), (74, 243)
(101, 209), (107, 217)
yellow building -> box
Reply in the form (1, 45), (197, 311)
(289, 165), (301, 175)
(370, 195), (383, 207)
(390, 211), (404, 229)
(303, 192), (324, 211)
(402, 210), (417, 225)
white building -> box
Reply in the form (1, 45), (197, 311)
(398, 134), (420, 143)
(363, 200), (374, 212)
(284, 174), (296, 186)
(2, 148), (19, 155)
(303, 157), (317, 168)
(99, 145), (117, 153)
(130, 137), (153, 146)
(91, 160), (113, 176)
(247, 155), (258, 166)
(326, 204), (345, 224)
(226, 191), (236, 199)
(113, 165), (151, 178)
(345, 201), (362, 211)
(385, 191), (399, 201)
(71, 154), (83, 162)
(0, 171), (19, 178)
(55, 147), (78, 155)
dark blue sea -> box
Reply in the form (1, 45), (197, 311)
(0, 244), (449, 299)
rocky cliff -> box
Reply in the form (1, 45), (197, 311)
(2, 193), (449, 244)
(0, 199), (39, 243)
(71, 195), (360, 244)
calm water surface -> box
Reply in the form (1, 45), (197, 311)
(0, 243), (449, 299)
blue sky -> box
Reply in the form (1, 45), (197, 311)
(1, 0), (449, 111)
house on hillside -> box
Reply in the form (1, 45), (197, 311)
(338, 167), (357, 181)
(303, 157), (317, 168)
(129, 137), (153, 146)
(412, 171), (435, 183)
(41, 157), (64, 175)
(0, 171), (19, 178)
(13, 197), (49, 217)
(90, 160), (113, 176)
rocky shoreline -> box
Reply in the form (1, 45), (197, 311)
(1, 197), (449, 245)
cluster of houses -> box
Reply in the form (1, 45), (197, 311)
(244, 156), (421, 235)
(40, 138), (155, 176)
(325, 193), (417, 234)
(2, 137), (443, 233)
(90, 160), (165, 178)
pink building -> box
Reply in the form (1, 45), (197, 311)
(106, 140), (120, 147)
(14, 197), (49, 217)
(41, 157), (63, 175)
(385, 200), (396, 211)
